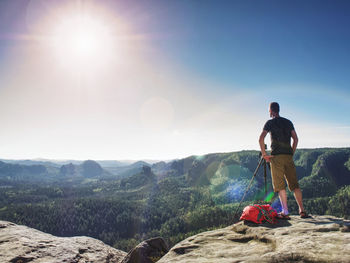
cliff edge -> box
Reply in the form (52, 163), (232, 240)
(158, 215), (350, 263)
(0, 220), (127, 263)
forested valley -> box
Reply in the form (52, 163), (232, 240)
(0, 148), (349, 252)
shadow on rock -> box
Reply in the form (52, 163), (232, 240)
(241, 219), (292, 228)
(121, 237), (168, 263)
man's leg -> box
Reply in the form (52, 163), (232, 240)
(270, 155), (288, 214)
(278, 189), (289, 215)
(284, 155), (305, 214)
(293, 188), (305, 213)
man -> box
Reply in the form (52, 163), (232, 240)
(259, 102), (308, 219)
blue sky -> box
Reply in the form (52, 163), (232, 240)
(0, 0), (349, 160)
(121, 0), (350, 84)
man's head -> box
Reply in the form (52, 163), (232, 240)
(269, 102), (280, 118)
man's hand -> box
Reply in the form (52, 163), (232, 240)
(259, 130), (268, 155)
(259, 130), (273, 162)
(291, 130), (298, 154)
(263, 155), (274, 163)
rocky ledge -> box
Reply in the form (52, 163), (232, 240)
(0, 220), (168, 263)
(1, 216), (350, 263)
(0, 220), (127, 263)
(158, 215), (350, 263)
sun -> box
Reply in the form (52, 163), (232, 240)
(51, 14), (114, 69)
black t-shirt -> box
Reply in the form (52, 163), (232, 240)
(263, 117), (295, 155)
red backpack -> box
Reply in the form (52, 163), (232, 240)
(240, 204), (277, 224)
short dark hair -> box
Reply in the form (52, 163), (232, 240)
(270, 102), (280, 113)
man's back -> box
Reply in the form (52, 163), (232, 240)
(263, 116), (294, 155)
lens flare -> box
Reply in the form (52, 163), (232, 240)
(226, 182), (246, 200)
(210, 163), (255, 204)
(271, 197), (282, 212)
(264, 191), (275, 202)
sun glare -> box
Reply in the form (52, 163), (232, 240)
(51, 14), (114, 69)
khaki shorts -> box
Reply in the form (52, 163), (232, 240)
(270, 154), (299, 192)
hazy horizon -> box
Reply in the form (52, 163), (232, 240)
(1, 0), (349, 160)
(1, 146), (349, 163)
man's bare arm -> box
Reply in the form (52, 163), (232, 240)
(259, 130), (268, 156)
(291, 130), (298, 154)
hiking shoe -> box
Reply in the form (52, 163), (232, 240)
(277, 213), (291, 220)
(299, 211), (309, 218)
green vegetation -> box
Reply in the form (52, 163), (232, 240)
(0, 148), (349, 252)
(327, 185), (350, 219)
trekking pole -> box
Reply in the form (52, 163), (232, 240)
(264, 159), (267, 196)
(233, 156), (265, 219)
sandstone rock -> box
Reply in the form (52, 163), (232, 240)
(158, 215), (350, 263)
(121, 237), (168, 263)
(0, 220), (127, 263)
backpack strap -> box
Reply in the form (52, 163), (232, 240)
(252, 205), (275, 224)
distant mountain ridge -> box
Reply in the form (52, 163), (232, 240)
(0, 159), (152, 183)
(152, 147), (350, 191)
(1, 148), (350, 194)
(0, 160), (49, 182)
(0, 158), (159, 168)
(60, 160), (107, 178)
